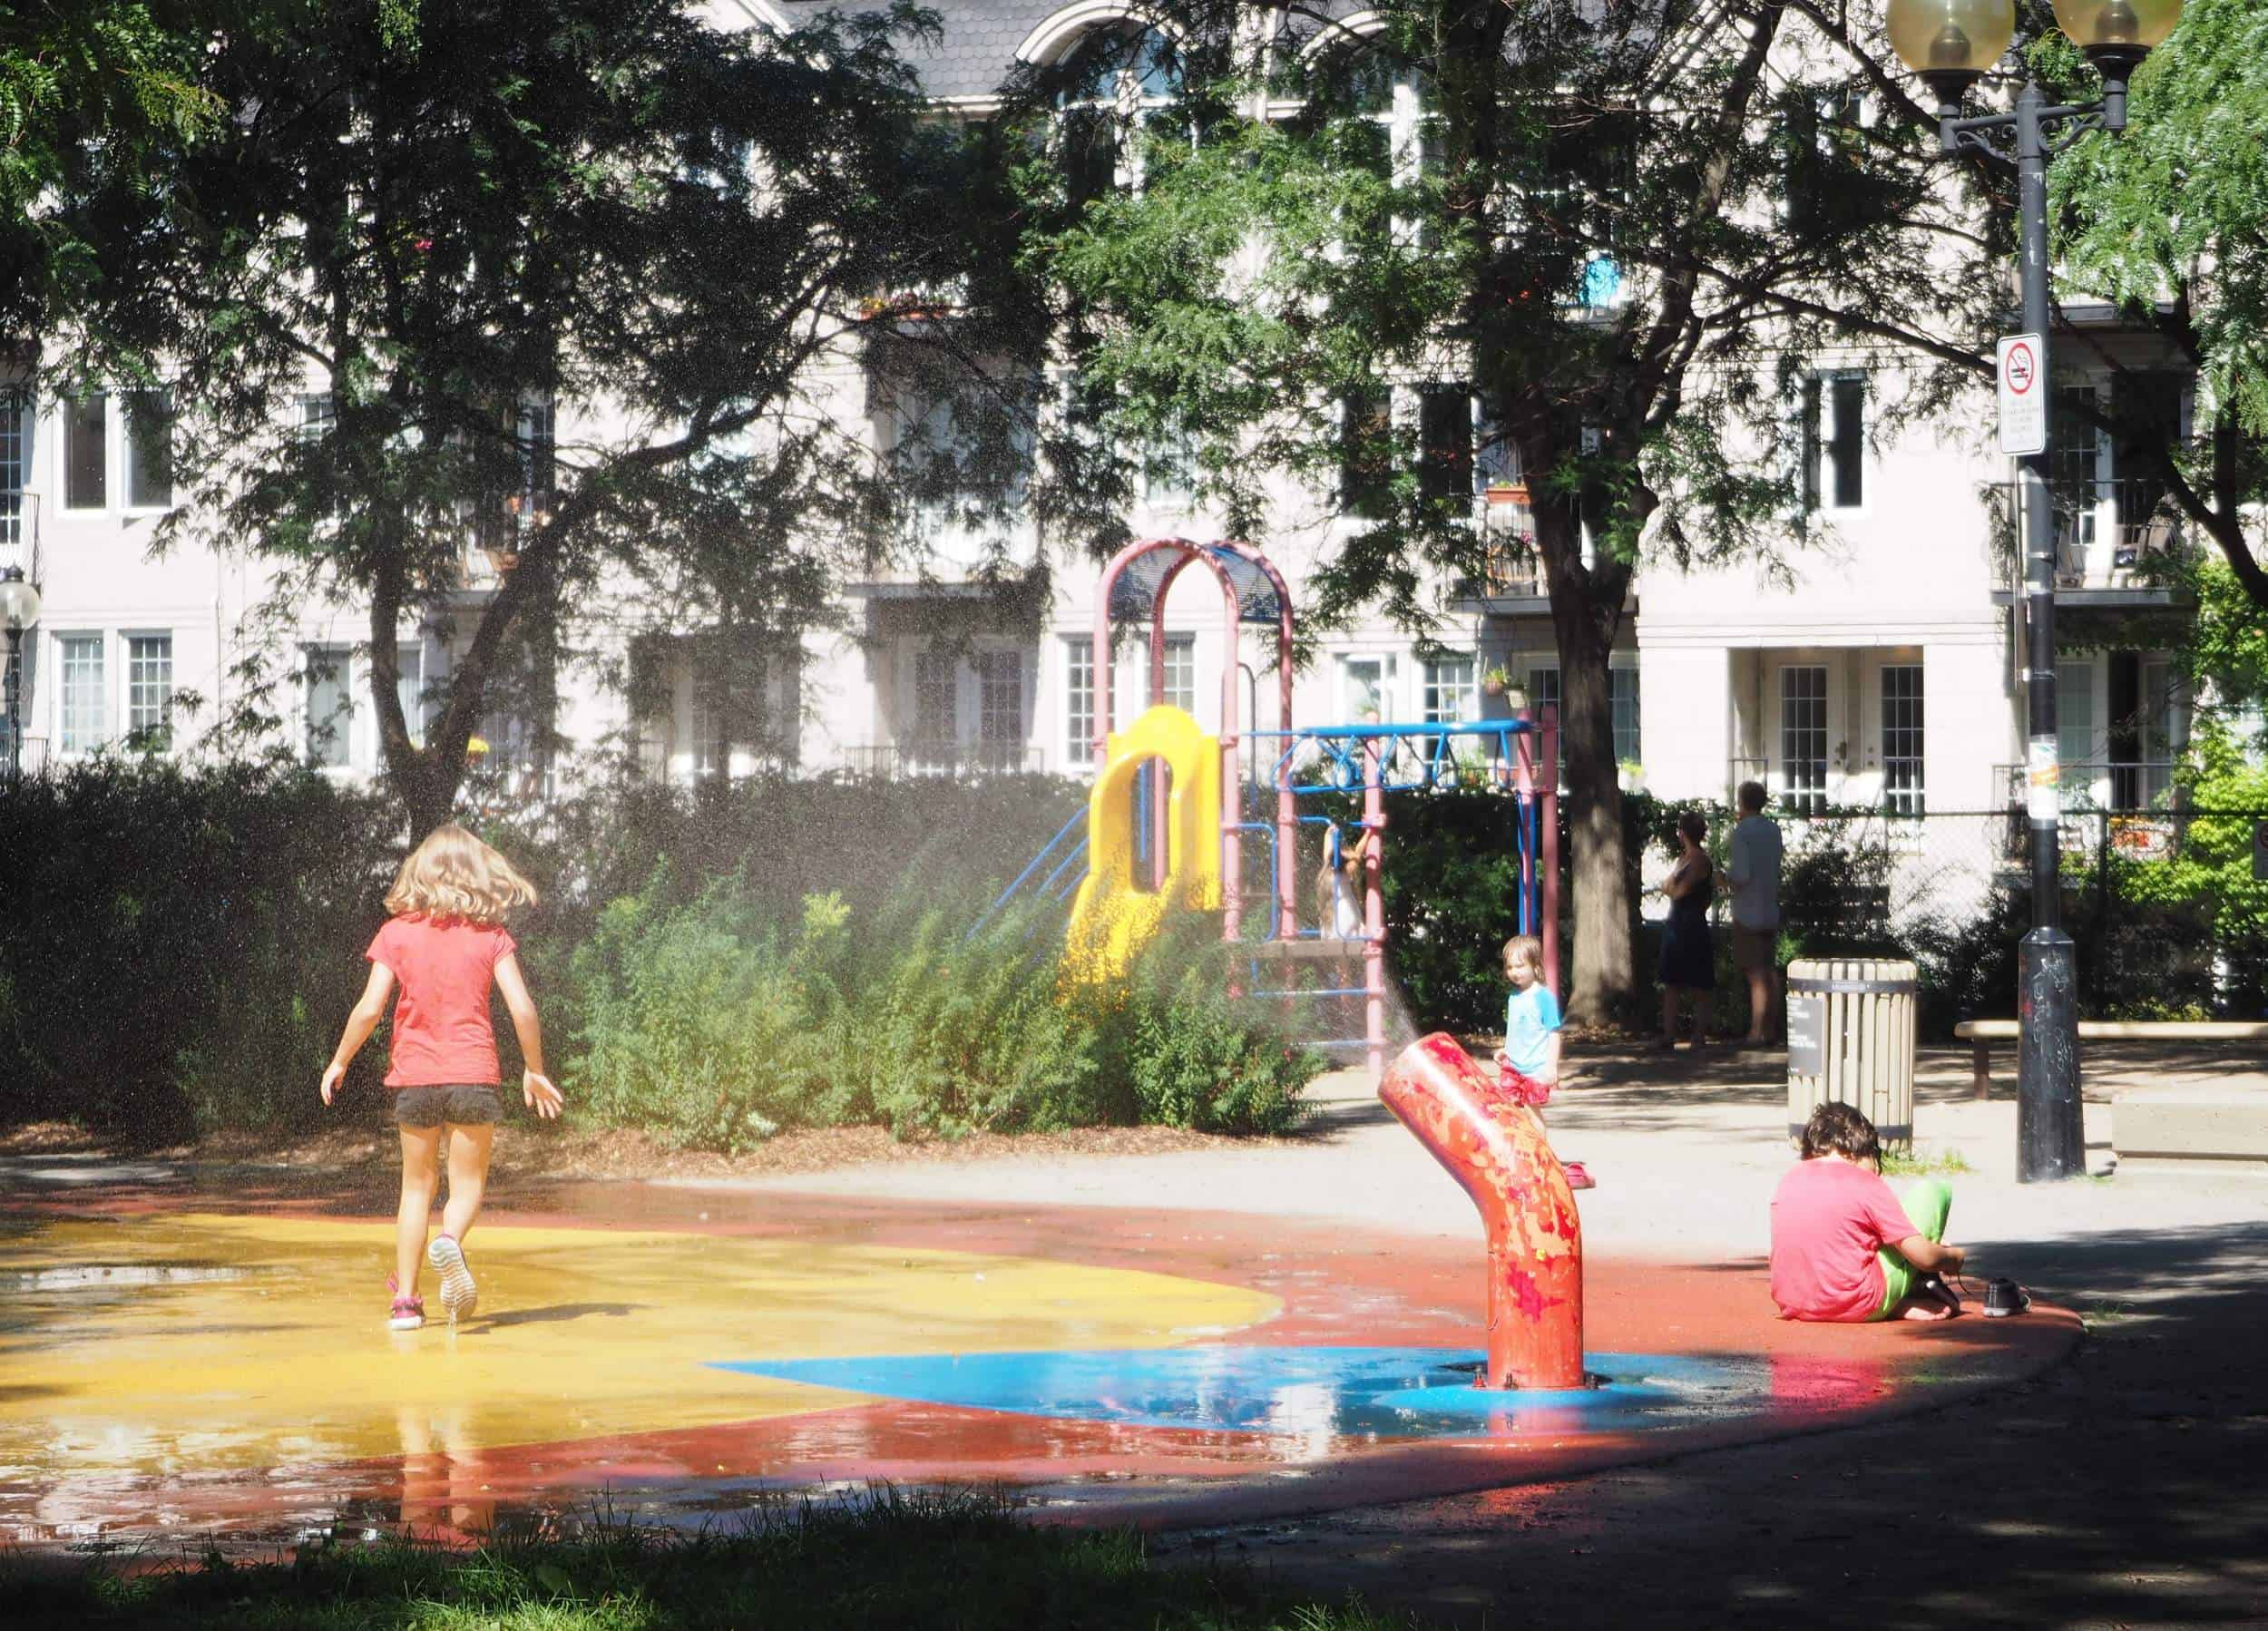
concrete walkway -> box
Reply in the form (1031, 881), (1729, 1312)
(709, 1043), (2268, 1267)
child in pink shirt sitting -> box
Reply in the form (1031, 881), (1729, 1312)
(1771, 1102), (1965, 1321)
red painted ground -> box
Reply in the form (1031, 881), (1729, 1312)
(4, 1175), (2079, 1543)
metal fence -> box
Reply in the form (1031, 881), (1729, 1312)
(1723, 806), (2268, 1025)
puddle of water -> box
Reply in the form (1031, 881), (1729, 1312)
(711, 1346), (1774, 1445)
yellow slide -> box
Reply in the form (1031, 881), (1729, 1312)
(1062, 705), (1222, 982)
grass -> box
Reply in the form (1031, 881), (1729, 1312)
(5, 1487), (1427, 1630)
(1879, 1147), (1974, 1177)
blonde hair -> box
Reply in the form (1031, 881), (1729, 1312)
(386, 823), (538, 924)
(1502, 934), (1543, 976)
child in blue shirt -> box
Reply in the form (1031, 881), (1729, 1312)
(1497, 934), (1594, 1190)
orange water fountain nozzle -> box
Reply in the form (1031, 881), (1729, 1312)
(1377, 1033), (1585, 1390)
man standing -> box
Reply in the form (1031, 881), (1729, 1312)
(1727, 780), (1784, 1046)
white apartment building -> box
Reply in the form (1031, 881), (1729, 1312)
(0, 0), (2195, 831)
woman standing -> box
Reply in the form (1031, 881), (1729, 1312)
(1655, 808), (1716, 1050)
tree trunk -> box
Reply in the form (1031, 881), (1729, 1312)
(1547, 571), (1633, 1026)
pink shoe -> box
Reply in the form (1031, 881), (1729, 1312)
(386, 1275), (425, 1331)
(1561, 1160), (1597, 1190)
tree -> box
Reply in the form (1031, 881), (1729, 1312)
(45, 0), (1021, 832)
(1019, 2), (2006, 1021)
(2058, 0), (2268, 609)
(0, 0), (224, 330)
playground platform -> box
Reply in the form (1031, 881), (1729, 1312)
(1, 1118), (2079, 1552)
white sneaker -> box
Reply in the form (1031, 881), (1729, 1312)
(427, 1235), (477, 1322)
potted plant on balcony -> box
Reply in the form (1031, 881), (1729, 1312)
(1481, 665), (1510, 698)
(1483, 480), (1528, 507)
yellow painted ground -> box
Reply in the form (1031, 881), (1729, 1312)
(0, 1213), (1277, 1487)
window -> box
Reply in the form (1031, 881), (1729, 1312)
(1056, 24), (1183, 200)
(690, 676), (728, 776)
(64, 396), (106, 511)
(127, 634), (172, 748)
(517, 396), (556, 514)
(1422, 654), (1474, 723)
(1610, 666), (1641, 767)
(2056, 659), (2097, 790)
(1331, 47), (1438, 248)
(1418, 386), (1473, 504)
(977, 650), (1023, 748)
(1784, 86), (1871, 233)
(1780, 665), (1828, 815)
(1065, 637), (1095, 765)
(395, 644), (427, 749)
(1343, 655), (1390, 722)
(0, 389), (24, 546)
(2141, 659), (2181, 807)
(306, 645), (353, 767)
(1527, 664), (1560, 784)
(1882, 664), (1923, 816)
(58, 633), (104, 752)
(1802, 373), (1864, 512)
(1141, 435), (1197, 513)
(2051, 386), (2107, 568)
(1160, 634), (1195, 714)
(124, 391), (173, 509)
(914, 649), (955, 759)
(298, 393), (336, 436)
(1338, 389), (1393, 516)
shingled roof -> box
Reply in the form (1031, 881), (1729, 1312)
(781, 0), (1061, 100)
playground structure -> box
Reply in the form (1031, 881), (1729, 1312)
(994, 537), (1561, 1077)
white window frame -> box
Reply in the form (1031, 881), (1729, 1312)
(1422, 652), (1475, 724)
(304, 642), (356, 769)
(1053, 23), (1185, 198)
(60, 395), (108, 513)
(1609, 663), (1641, 768)
(122, 388), (174, 513)
(54, 630), (107, 754)
(0, 388), (28, 549)
(1064, 635), (1096, 766)
(1880, 662), (1923, 818)
(124, 630), (174, 749)
(1341, 652), (1396, 723)
(1779, 663), (1830, 816)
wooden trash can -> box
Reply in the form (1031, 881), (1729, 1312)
(1786, 958), (1918, 1146)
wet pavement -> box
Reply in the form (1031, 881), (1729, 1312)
(0, 1167), (2077, 1552)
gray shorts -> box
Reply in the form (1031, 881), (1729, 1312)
(1732, 925), (1778, 972)
(392, 1084), (503, 1128)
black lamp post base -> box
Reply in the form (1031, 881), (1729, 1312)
(2017, 928), (2087, 1182)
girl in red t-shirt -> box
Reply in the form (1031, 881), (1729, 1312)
(320, 823), (562, 1331)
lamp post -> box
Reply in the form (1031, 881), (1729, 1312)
(1888, 0), (2185, 1182)
(0, 564), (41, 782)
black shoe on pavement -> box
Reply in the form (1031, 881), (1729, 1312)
(1982, 1277), (2032, 1318)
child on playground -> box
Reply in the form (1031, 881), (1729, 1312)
(1495, 934), (1594, 1190)
(1771, 1102), (1963, 1322)
(319, 823), (562, 1331)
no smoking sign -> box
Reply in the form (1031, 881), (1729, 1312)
(1998, 333), (2046, 455)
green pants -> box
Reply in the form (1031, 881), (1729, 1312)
(1871, 1177), (1953, 1320)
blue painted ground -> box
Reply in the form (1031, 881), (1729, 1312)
(712, 1346), (1772, 1441)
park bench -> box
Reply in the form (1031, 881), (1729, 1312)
(1952, 1018), (2268, 1097)
(1954, 1018), (2268, 1170)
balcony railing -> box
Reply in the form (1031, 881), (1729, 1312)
(842, 741), (1046, 778)
(0, 729), (47, 777)
(1986, 478), (2188, 591)
(1996, 760), (2178, 814)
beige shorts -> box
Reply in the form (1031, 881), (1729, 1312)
(1732, 926), (1778, 972)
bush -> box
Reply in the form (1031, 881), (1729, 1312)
(0, 758), (400, 1137)
(565, 864), (1320, 1150)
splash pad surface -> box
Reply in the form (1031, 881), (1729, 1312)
(1, 1177), (2078, 1546)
